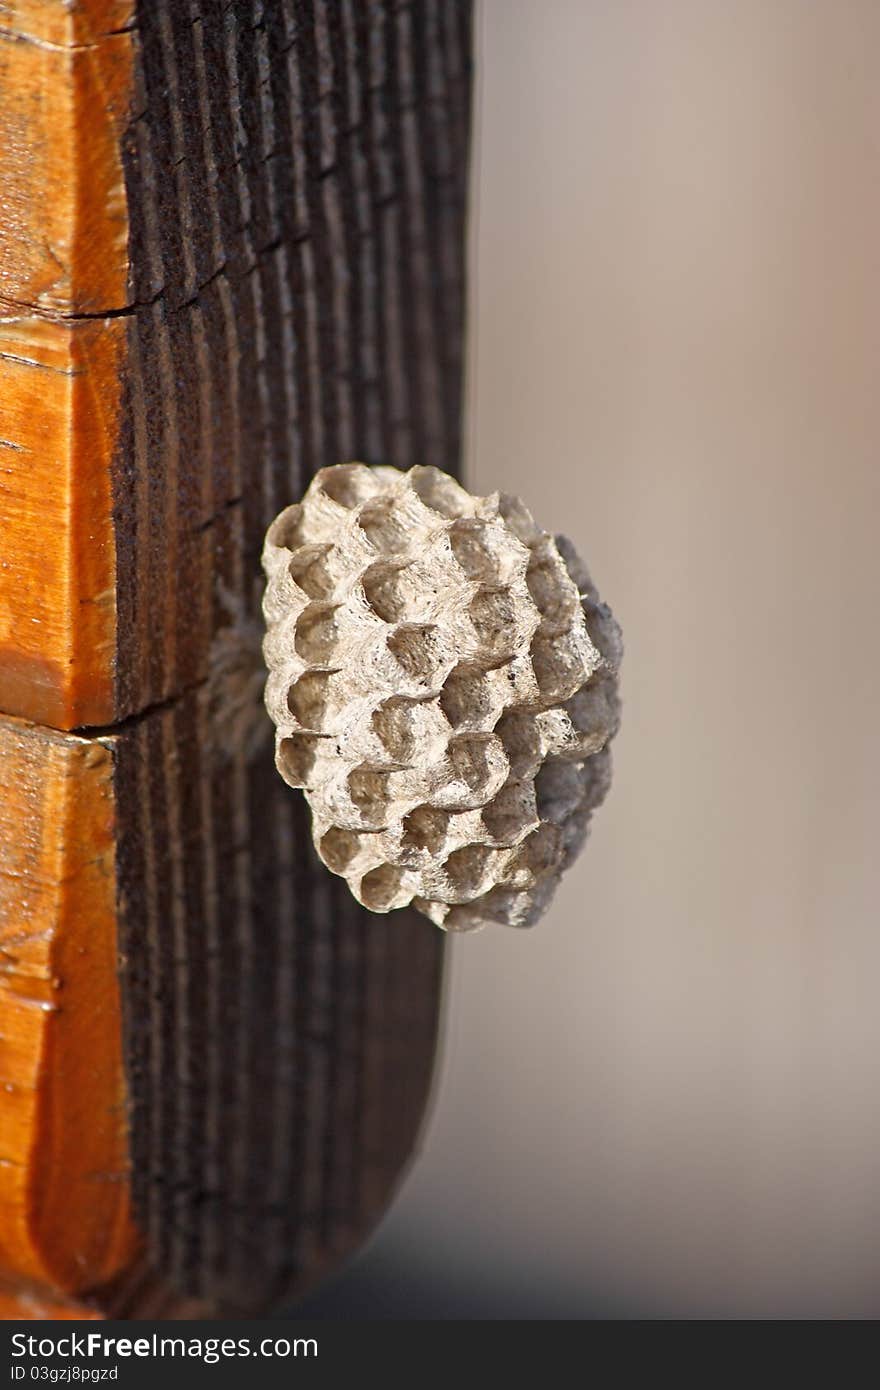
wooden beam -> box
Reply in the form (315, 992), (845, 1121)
(0, 715), (136, 1293)
(0, 2), (133, 729)
(0, 0), (473, 1315)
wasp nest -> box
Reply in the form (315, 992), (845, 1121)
(262, 464), (621, 931)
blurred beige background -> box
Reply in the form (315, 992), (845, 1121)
(307, 0), (880, 1317)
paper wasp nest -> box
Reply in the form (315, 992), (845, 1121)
(262, 465), (621, 931)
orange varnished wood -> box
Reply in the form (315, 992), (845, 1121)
(0, 2), (132, 58)
(0, 715), (138, 1294)
(0, 2), (133, 730)
(0, 2), (133, 315)
(0, 1287), (101, 1320)
(0, 0), (468, 1318)
(0, 318), (122, 728)
(0, 4), (138, 1315)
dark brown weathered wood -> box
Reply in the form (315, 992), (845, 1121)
(0, 0), (470, 1317)
(111, 0), (473, 1313)
(113, 0), (472, 719)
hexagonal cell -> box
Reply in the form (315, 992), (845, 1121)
(359, 862), (408, 912)
(505, 824), (561, 887)
(371, 696), (417, 763)
(581, 595), (624, 669)
(410, 465), (472, 518)
(386, 624), (440, 683)
(492, 883), (554, 929)
(361, 563), (415, 623)
(495, 709), (541, 779)
(267, 503), (308, 551)
(553, 532), (591, 593)
(482, 779), (536, 845)
(535, 759), (586, 825)
(439, 662), (496, 729)
(532, 705), (576, 761)
(318, 826), (362, 873)
(443, 843), (493, 899)
(357, 497), (411, 554)
(315, 462), (384, 509)
(448, 735), (497, 797)
(495, 493), (542, 547)
(347, 767), (394, 826)
(442, 886), (522, 932)
(427, 902), (482, 932)
(289, 543), (342, 601)
(526, 548), (577, 628)
(531, 631), (593, 702)
(401, 805), (450, 855)
(278, 733), (326, 788)
(294, 603), (342, 663)
(500, 651), (541, 706)
(467, 588), (518, 657)
(564, 675), (621, 753)
(448, 518), (503, 583)
(287, 670), (338, 731)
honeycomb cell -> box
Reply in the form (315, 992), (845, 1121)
(401, 805), (450, 855)
(347, 767), (395, 826)
(287, 670), (338, 731)
(362, 564), (414, 624)
(294, 603), (342, 663)
(278, 733), (326, 788)
(443, 844), (494, 899)
(319, 825), (362, 873)
(563, 675), (621, 754)
(357, 498), (411, 554)
(531, 630), (596, 702)
(495, 709), (542, 780)
(386, 624), (441, 683)
(371, 696), (417, 763)
(268, 503), (306, 551)
(439, 663), (496, 730)
(526, 547), (577, 628)
(315, 461), (385, 509)
(467, 588), (520, 658)
(481, 779), (536, 845)
(360, 863), (408, 912)
(410, 465), (472, 518)
(534, 759), (587, 825)
(448, 735), (497, 797)
(448, 519), (505, 583)
(289, 544), (342, 601)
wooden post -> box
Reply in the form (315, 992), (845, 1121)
(0, 0), (472, 1316)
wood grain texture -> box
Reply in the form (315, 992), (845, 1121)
(0, 0), (471, 733)
(0, 1), (134, 729)
(0, 0), (472, 1315)
(111, 0), (472, 1312)
(0, 0), (133, 315)
(115, 694), (446, 1311)
(0, 317), (122, 728)
(0, 715), (137, 1295)
(114, 0), (471, 717)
